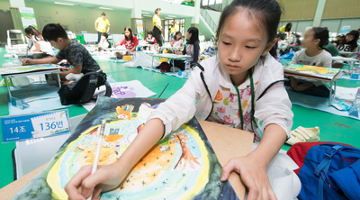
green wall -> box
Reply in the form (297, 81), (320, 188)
(0, 0), (132, 34)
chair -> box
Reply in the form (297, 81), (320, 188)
(7, 29), (26, 47)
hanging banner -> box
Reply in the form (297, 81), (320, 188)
(162, 0), (195, 7)
(340, 26), (350, 34)
(136, 19), (144, 40)
(19, 7), (38, 29)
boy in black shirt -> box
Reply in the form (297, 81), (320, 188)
(22, 23), (101, 83)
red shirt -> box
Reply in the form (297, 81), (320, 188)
(120, 36), (138, 50)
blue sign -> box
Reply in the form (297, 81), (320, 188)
(1, 110), (70, 142)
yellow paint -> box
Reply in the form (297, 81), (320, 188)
(180, 125), (210, 199)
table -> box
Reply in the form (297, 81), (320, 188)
(284, 71), (341, 106)
(332, 56), (359, 74)
(0, 120), (254, 200)
(0, 65), (61, 102)
(338, 51), (356, 57)
(151, 53), (191, 72)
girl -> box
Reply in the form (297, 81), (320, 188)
(97, 32), (111, 52)
(24, 25), (54, 58)
(145, 31), (158, 51)
(174, 27), (200, 70)
(115, 27), (138, 52)
(289, 27), (333, 97)
(337, 30), (359, 52)
(171, 31), (183, 48)
(66, 0), (300, 199)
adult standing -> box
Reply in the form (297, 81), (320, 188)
(152, 8), (163, 47)
(95, 12), (110, 44)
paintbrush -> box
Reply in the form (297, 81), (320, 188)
(88, 119), (106, 200)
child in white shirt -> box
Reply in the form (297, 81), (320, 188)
(97, 32), (110, 51)
(66, 1), (300, 199)
(290, 27), (333, 97)
(171, 31), (183, 49)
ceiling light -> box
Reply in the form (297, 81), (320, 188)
(168, 15), (176, 17)
(143, 15), (152, 17)
(54, 2), (74, 6)
(99, 7), (114, 10)
(142, 12), (149, 14)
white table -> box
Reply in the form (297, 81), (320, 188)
(338, 51), (356, 57)
(0, 65), (61, 101)
(151, 53), (191, 72)
(285, 70), (342, 106)
(332, 56), (359, 74)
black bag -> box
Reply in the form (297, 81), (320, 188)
(58, 70), (112, 105)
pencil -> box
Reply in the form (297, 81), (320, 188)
(157, 83), (169, 98)
(88, 119), (106, 200)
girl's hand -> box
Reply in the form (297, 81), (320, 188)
(65, 162), (128, 200)
(221, 155), (277, 200)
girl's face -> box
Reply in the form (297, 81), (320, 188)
(148, 34), (152, 38)
(176, 33), (181, 40)
(301, 30), (318, 48)
(346, 35), (355, 43)
(217, 11), (274, 81)
(124, 30), (130, 37)
(186, 31), (191, 40)
(101, 35), (106, 41)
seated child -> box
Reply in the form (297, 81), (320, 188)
(145, 31), (158, 51)
(21, 23), (102, 84)
(171, 31), (183, 49)
(115, 26), (138, 52)
(174, 27), (200, 71)
(289, 27), (333, 97)
(97, 32), (111, 52)
(337, 30), (359, 52)
(24, 25), (54, 58)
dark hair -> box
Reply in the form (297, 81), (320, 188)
(277, 33), (285, 40)
(101, 12), (106, 16)
(42, 23), (68, 41)
(147, 31), (153, 35)
(312, 27), (329, 49)
(285, 22), (292, 32)
(24, 26), (42, 41)
(344, 30), (359, 51)
(217, 0), (282, 43)
(155, 8), (161, 14)
(124, 26), (133, 43)
(187, 27), (199, 44)
(101, 32), (108, 39)
(174, 31), (182, 40)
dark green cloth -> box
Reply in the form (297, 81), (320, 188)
(324, 43), (339, 57)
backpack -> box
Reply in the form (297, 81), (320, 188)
(58, 70), (112, 105)
(287, 142), (360, 200)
